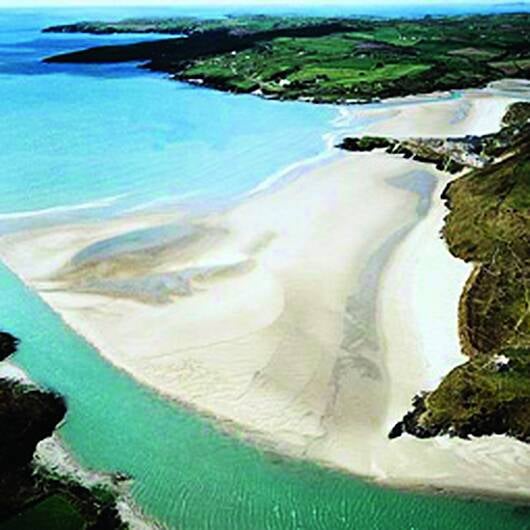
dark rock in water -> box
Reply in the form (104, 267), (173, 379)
(0, 331), (19, 361)
(337, 136), (396, 152)
(0, 379), (67, 470)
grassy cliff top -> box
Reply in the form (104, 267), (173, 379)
(391, 102), (530, 444)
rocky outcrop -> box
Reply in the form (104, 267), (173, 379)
(338, 135), (471, 174)
(337, 136), (396, 152)
(388, 394), (439, 440)
(0, 379), (66, 471)
(0, 331), (19, 361)
(0, 331), (134, 529)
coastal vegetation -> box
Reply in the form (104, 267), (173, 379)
(385, 102), (530, 442)
(337, 119), (529, 174)
(44, 13), (530, 103)
(43, 14), (348, 37)
(0, 333), (131, 530)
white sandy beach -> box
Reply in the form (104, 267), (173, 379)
(2, 88), (530, 498)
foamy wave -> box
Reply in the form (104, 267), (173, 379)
(246, 137), (338, 198)
(122, 189), (207, 214)
(0, 194), (128, 221)
(0, 361), (31, 382)
(243, 112), (370, 199)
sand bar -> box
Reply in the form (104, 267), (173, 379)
(2, 89), (529, 498)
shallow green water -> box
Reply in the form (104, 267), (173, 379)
(2, 264), (530, 530)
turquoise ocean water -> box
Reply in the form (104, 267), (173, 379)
(0, 9), (341, 233)
(1, 5), (530, 530)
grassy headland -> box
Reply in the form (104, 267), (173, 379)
(374, 102), (530, 443)
(44, 13), (530, 103)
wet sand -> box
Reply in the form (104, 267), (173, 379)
(2, 89), (529, 498)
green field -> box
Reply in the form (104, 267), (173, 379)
(45, 13), (530, 103)
(178, 14), (530, 101)
(0, 496), (85, 530)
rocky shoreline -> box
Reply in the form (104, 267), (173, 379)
(337, 135), (487, 174)
(386, 101), (530, 444)
(0, 332), (145, 529)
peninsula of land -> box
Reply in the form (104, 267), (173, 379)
(43, 13), (530, 104)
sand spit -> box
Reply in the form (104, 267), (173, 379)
(2, 89), (530, 498)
